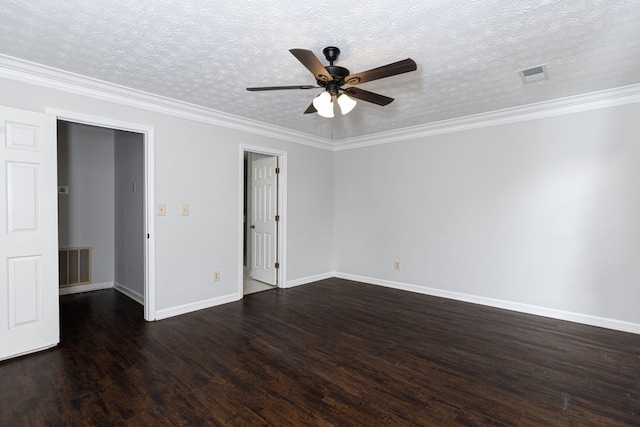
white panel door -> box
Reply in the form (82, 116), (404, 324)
(0, 106), (59, 361)
(250, 155), (278, 285)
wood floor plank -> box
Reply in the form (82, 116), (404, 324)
(1, 278), (639, 425)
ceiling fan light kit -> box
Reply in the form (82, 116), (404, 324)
(312, 91), (357, 118)
(337, 93), (357, 115)
(247, 46), (417, 118)
(313, 91), (335, 118)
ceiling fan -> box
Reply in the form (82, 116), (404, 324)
(247, 47), (417, 118)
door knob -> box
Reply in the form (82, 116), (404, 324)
(250, 225), (255, 229)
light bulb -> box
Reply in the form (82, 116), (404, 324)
(313, 91), (331, 110)
(313, 92), (334, 118)
(317, 103), (334, 118)
(337, 93), (357, 115)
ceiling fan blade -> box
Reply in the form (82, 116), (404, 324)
(345, 58), (417, 85)
(289, 49), (333, 82)
(246, 85), (317, 91)
(303, 103), (317, 114)
(344, 87), (394, 106)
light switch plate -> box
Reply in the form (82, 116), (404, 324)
(157, 204), (166, 216)
(181, 204), (189, 216)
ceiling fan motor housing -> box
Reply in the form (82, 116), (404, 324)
(318, 46), (351, 90)
(321, 66), (350, 88)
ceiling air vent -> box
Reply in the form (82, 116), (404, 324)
(519, 65), (548, 84)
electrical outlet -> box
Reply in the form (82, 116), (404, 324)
(213, 271), (220, 282)
(394, 260), (401, 270)
(157, 204), (166, 216)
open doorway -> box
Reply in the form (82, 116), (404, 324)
(50, 109), (156, 321)
(57, 121), (145, 308)
(241, 146), (287, 295)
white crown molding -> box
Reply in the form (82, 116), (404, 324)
(334, 83), (640, 151)
(2, 54), (639, 152)
(0, 54), (333, 150)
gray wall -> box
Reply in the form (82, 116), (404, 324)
(114, 130), (145, 298)
(2, 76), (335, 314)
(15, 70), (640, 330)
(334, 103), (640, 325)
(57, 121), (115, 285)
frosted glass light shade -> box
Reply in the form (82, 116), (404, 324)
(317, 103), (334, 118)
(313, 92), (334, 118)
(337, 93), (357, 115)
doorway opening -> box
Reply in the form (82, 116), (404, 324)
(240, 146), (287, 296)
(50, 109), (156, 321)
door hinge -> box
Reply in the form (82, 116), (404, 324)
(275, 262), (280, 269)
(275, 215), (280, 222)
(275, 167), (280, 174)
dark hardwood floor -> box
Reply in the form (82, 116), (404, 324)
(1, 278), (639, 426)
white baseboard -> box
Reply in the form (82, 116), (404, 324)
(154, 292), (242, 320)
(155, 273), (333, 320)
(286, 272), (334, 288)
(114, 282), (144, 305)
(334, 272), (640, 335)
(59, 281), (113, 295)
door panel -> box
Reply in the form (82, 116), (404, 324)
(0, 106), (59, 361)
(7, 162), (39, 232)
(8, 256), (41, 326)
(250, 155), (278, 285)
(6, 122), (40, 150)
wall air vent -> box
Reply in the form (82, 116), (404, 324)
(59, 247), (92, 287)
(519, 65), (548, 84)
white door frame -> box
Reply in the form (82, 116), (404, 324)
(239, 145), (287, 294)
(46, 108), (156, 321)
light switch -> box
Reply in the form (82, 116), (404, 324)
(181, 204), (189, 216)
(157, 204), (166, 216)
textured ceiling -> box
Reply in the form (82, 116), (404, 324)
(1, 0), (639, 141)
